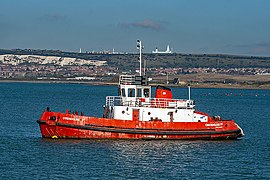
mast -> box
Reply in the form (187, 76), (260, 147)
(136, 40), (143, 76)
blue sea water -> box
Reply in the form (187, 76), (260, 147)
(0, 82), (269, 179)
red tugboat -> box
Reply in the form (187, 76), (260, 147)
(37, 40), (244, 140)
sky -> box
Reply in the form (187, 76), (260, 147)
(1, 0), (270, 56)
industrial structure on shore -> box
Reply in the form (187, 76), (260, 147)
(152, 45), (172, 54)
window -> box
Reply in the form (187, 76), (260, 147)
(144, 88), (150, 98)
(128, 88), (135, 97)
(121, 88), (126, 97)
(137, 88), (142, 97)
(118, 87), (121, 96)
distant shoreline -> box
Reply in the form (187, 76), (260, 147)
(0, 79), (117, 86)
(1, 79), (269, 90)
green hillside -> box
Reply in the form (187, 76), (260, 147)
(1, 49), (270, 71)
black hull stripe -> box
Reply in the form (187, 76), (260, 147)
(37, 120), (241, 136)
(37, 120), (46, 124)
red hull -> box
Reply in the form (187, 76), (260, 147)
(37, 111), (243, 140)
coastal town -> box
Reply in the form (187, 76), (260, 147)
(0, 52), (270, 88)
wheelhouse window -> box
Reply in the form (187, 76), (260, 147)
(144, 88), (150, 98)
(128, 88), (135, 97)
(121, 88), (126, 97)
(137, 88), (142, 97)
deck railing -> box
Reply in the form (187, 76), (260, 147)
(119, 75), (136, 85)
(106, 96), (195, 109)
(119, 75), (148, 85)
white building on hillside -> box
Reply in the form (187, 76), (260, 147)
(152, 45), (172, 54)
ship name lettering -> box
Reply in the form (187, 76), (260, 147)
(205, 123), (223, 127)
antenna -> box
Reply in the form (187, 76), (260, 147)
(136, 40), (144, 76)
(188, 84), (191, 101)
(144, 58), (146, 75)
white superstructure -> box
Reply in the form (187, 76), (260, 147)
(105, 75), (207, 123)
